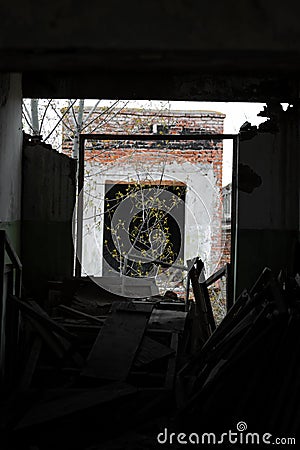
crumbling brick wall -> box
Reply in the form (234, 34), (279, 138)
(63, 108), (224, 186)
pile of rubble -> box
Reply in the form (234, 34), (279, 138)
(3, 259), (300, 448)
(1, 277), (189, 450)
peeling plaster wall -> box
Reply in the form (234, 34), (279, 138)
(0, 73), (22, 252)
(82, 160), (221, 279)
(237, 108), (300, 294)
(22, 141), (77, 295)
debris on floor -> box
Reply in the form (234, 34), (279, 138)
(3, 275), (189, 450)
(4, 258), (300, 448)
(176, 267), (300, 441)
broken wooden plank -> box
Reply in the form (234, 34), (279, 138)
(24, 315), (67, 360)
(205, 265), (227, 287)
(15, 383), (137, 429)
(115, 302), (154, 313)
(57, 304), (104, 325)
(9, 295), (77, 342)
(29, 301), (84, 367)
(81, 302), (153, 380)
(133, 336), (175, 368)
(189, 265), (211, 346)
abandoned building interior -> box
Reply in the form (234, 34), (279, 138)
(2, 1), (300, 448)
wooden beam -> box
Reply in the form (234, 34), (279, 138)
(206, 265), (227, 287)
(9, 295), (77, 342)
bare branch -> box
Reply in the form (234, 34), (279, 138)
(88, 101), (130, 134)
(81, 100), (121, 132)
(81, 99), (101, 126)
(72, 99), (85, 158)
(22, 101), (32, 124)
(44, 99), (77, 143)
(50, 102), (74, 133)
(39, 99), (53, 134)
(70, 100), (79, 128)
(22, 110), (35, 133)
(30, 99), (39, 135)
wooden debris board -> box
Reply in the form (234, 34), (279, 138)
(148, 310), (187, 333)
(157, 301), (186, 311)
(15, 383), (137, 429)
(9, 295), (77, 342)
(24, 315), (66, 360)
(27, 301), (84, 367)
(82, 302), (153, 380)
(134, 336), (175, 368)
(18, 336), (42, 391)
(57, 304), (104, 325)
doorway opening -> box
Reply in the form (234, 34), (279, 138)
(103, 180), (186, 279)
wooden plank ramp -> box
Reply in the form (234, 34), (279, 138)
(81, 302), (153, 380)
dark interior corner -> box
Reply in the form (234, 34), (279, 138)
(1, 2), (300, 449)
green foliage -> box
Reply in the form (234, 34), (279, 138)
(103, 181), (184, 278)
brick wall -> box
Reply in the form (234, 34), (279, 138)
(63, 109), (225, 186)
